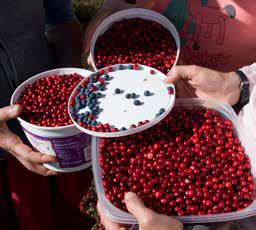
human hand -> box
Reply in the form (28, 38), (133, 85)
(0, 105), (58, 176)
(165, 65), (241, 105)
(98, 192), (183, 230)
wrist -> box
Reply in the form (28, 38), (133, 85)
(233, 70), (251, 110)
(222, 72), (241, 105)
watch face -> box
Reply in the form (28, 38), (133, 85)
(239, 84), (250, 106)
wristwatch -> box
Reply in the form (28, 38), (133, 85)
(233, 69), (250, 110)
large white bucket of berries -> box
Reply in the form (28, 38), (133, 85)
(10, 68), (93, 172)
(89, 8), (180, 74)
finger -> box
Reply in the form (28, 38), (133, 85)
(97, 203), (124, 230)
(174, 81), (191, 98)
(125, 192), (153, 221)
(182, 81), (197, 97)
(33, 164), (60, 176)
(165, 65), (197, 84)
(0, 105), (22, 122)
(19, 158), (59, 176)
(87, 55), (93, 67)
(13, 143), (56, 163)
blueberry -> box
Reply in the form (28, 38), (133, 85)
(131, 93), (136, 98)
(120, 127), (127, 131)
(84, 111), (90, 117)
(115, 88), (121, 94)
(128, 65), (133, 70)
(159, 108), (166, 114)
(87, 83), (92, 89)
(89, 77), (95, 83)
(86, 120), (91, 125)
(96, 92), (102, 98)
(82, 117), (88, 123)
(89, 104), (95, 110)
(78, 113), (84, 118)
(95, 84), (100, 90)
(125, 93), (131, 99)
(118, 65), (123, 70)
(77, 117), (82, 123)
(70, 108), (75, 113)
(104, 74), (110, 80)
(82, 88), (88, 94)
(134, 100), (141, 106)
(144, 90), (151, 96)
(91, 120), (97, 126)
(91, 110), (99, 115)
(100, 86), (106, 91)
(75, 104), (81, 111)
(155, 113), (160, 118)
(81, 100), (87, 106)
(89, 93), (96, 99)
(92, 106), (99, 112)
(90, 99), (97, 105)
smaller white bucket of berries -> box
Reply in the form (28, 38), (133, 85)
(11, 68), (93, 172)
(89, 8), (180, 74)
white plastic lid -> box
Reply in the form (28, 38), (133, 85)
(68, 64), (175, 137)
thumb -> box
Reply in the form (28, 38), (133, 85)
(165, 65), (196, 84)
(125, 192), (152, 221)
(0, 105), (22, 122)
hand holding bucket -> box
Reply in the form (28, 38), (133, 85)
(0, 105), (58, 176)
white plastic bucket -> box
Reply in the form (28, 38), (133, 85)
(89, 8), (180, 72)
(10, 68), (93, 172)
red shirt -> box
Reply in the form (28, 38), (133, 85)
(137, 0), (256, 71)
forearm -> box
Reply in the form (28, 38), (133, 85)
(46, 20), (82, 67)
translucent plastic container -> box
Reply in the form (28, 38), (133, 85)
(89, 8), (180, 72)
(92, 98), (256, 224)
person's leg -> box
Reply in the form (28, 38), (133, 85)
(7, 155), (57, 230)
(234, 217), (256, 230)
(53, 169), (94, 230)
(0, 158), (19, 230)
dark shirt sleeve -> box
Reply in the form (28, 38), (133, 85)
(44, 0), (76, 27)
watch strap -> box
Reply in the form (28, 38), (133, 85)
(233, 70), (250, 110)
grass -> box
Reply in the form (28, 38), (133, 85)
(72, 0), (104, 23)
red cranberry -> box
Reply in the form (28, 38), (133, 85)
(99, 108), (254, 215)
(17, 74), (83, 127)
(94, 18), (177, 74)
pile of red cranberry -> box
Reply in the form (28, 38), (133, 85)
(94, 18), (177, 74)
(99, 108), (254, 216)
(17, 74), (83, 127)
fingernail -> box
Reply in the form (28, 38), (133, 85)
(10, 105), (21, 114)
(46, 170), (60, 176)
(125, 192), (137, 201)
(43, 154), (57, 162)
